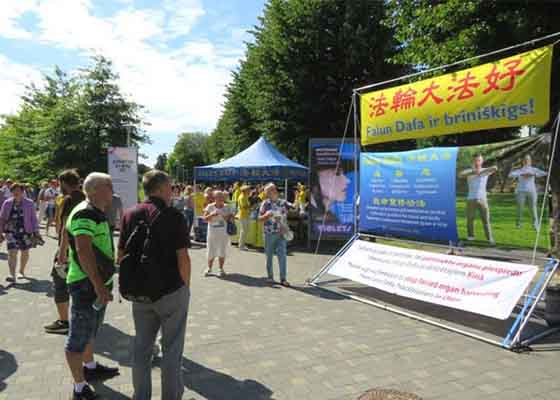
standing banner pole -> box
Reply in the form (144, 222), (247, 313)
(532, 112), (560, 264)
(509, 259), (560, 347)
(352, 91), (359, 235)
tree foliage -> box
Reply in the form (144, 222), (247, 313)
(208, 0), (401, 163)
(0, 56), (148, 182)
(383, 0), (560, 148)
(166, 132), (210, 181)
(154, 153), (168, 172)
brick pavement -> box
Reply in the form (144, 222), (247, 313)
(1, 236), (560, 399)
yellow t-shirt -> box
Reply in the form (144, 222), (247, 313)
(54, 194), (66, 232)
(258, 191), (267, 201)
(237, 192), (251, 219)
(193, 192), (205, 216)
(297, 189), (306, 205)
(232, 188), (241, 203)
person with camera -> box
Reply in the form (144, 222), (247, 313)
(0, 183), (42, 283)
(64, 172), (119, 400)
(44, 169), (85, 335)
(258, 183), (292, 287)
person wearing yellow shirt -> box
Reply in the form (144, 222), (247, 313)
(258, 187), (267, 202)
(232, 182), (241, 204)
(54, 193), (66, 237)
(296, 183), (307, 214)
(237, 185), (251, 251)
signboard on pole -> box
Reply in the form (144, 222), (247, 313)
(328, 239), (538, 320)
(360, 45), (553, 145)
(359, 147), (458, 243)
(309, 139), (357, 240)
(108, 147), (138, 211)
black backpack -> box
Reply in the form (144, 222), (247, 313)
(119, 207), (167, 303)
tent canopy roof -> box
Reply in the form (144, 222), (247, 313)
(194, 137), (308, 181)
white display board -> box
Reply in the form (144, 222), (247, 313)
(108, 147), (138, 211)
(328, 239), (538, 320)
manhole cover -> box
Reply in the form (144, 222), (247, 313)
(358, 388), (422, 400)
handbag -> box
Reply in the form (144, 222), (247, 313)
(227, 220), (237, 236)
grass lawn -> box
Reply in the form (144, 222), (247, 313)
(456, 193), (550, 251)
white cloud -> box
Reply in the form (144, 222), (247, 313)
(163, 0), (205, 38)
(0, 0), (247, 165)
(0, 0), (39, 40)
(0, 55), (42, 115)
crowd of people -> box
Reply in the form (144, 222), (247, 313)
(0, 170), (308, 399)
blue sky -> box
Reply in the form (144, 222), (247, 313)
(0, 0), (266, 166)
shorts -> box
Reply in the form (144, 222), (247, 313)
(65, 279), (106, 353)
(46, 204), (56, 219)
(51, 265), (69, 304)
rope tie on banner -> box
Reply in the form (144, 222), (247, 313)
(532, 112), (560, 264)
(312, 96), (355, 266)
(354, 30), (560, 94)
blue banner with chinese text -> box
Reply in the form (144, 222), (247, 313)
(359, 147), (458, 243)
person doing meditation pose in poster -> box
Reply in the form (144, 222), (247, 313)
(508, 155), (547, 230)
(460, 154), (497, 245)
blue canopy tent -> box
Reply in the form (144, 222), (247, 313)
(194, 137), (308, 183)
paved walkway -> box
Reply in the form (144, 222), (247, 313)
(1, 235), (560, 400)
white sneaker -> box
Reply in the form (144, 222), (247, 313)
(204, 268), (213, 276)
(467, 236), (475, 241)
(240, 246), (249, 251)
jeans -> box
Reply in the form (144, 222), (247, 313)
(466, 198), (493, 241)
(132, 285), (190, 400)
(65, 279), (106, 353)
(264, 233), (287, 281)
(183, 209), (194, 235)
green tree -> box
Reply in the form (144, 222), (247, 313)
(384, 0), (560, 147)
(167, 132), (210, 182)
(210, 0), (402, 162)
(0, 55), (149, 182)
(154, 153), (168, 171)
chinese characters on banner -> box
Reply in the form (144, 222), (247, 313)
(328, 240), (537, 320)
(360, 147), (458, 243)
(309, 139), (357, 240)
(108, 147), (138, 211)
(360, 46), (553, 145)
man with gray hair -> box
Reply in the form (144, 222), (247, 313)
(64, 172), (119, 400)
(119, 169), (191, 400)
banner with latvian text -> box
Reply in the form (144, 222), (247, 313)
(328, 240), (538, 320)
(360, 46), (553, 145)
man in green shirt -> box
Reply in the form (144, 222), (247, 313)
(64, 172), (119, 400)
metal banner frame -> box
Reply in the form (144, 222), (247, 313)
(308, 234), (560, 350)
(307, 34), (560, 351)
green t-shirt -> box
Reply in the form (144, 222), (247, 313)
(66, 201), (114, 285)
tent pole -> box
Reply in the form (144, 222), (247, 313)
(285, 178), (288, 200)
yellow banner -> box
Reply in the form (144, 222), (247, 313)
(360, 46), (553, 145)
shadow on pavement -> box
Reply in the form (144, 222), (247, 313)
(95, 324), (276, 399)
(219, 273), (281, 289)
(334, 283), (560, 346)
(91, 381), (131, 400)
(0, 350), (18, 392)
(13, 277), (53, 297)
(286, 284), (346, 301)
(0, 252), (6, 261)
(181, 358), (276, 400)
(95, 324), (134, 367)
